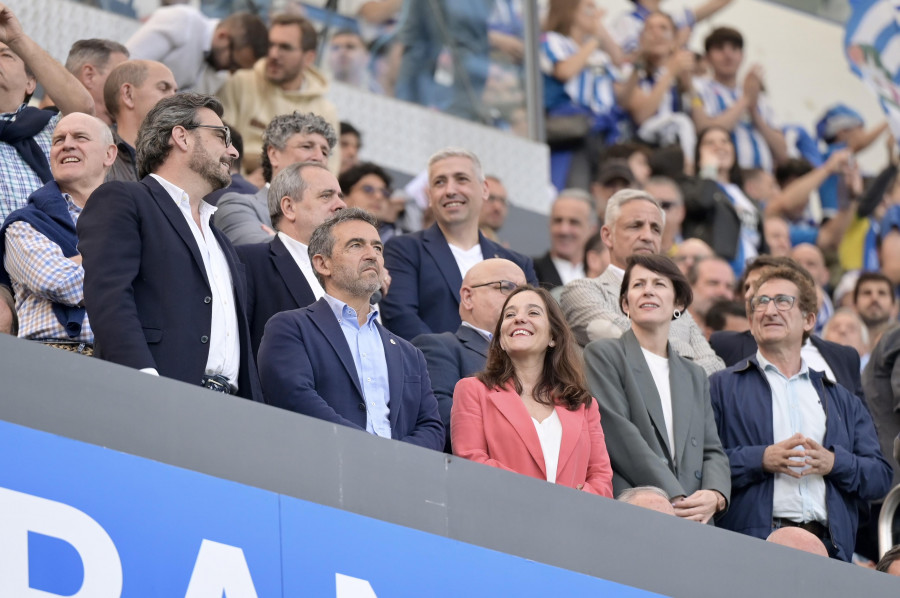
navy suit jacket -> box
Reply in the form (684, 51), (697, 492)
(258, 298), (445, 450)
(709, 330), (863, 402)
(380, 223), (537, 340)
(412, 324), (489, 452)
(235, 235), (317, 359)
(77, 176), (262, 402)
(532, 252), (564, 289)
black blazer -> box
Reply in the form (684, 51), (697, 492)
(709, 330), (863, 402)
(78, 176), (262, 402)
(532, 252), (564, 289)
(235, 235), (317, 359)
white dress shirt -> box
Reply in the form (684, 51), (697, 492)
(277, 231), (325, 300)
(532, 410), (563, 483)
(551, 256), (585, 286)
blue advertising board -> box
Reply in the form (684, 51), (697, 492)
(0, 420), (664, 597)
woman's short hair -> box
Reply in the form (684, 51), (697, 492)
(478, 285), (591, 410)
(619, 254), (693, 316)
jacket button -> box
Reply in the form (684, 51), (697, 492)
(204, 296), (212, 304)
(358, 403), (365, 411)
(200, 335), (209, 344)
(695, 470), (702, 480)
(691, 437), (698, 447)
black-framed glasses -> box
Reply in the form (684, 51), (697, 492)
(185, 124), (232, 148)
(750, 294), (796, 312)
(471, 280), (518, 295)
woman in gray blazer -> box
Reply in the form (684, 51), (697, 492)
(584, 254), (730, 523)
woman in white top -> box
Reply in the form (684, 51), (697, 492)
(583, 254), (730, 522)
(452, 285), (613, 497)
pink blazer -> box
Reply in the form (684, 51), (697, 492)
(451, 377), (613, 497)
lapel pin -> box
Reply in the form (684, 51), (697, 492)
(390, 338), (396, 345)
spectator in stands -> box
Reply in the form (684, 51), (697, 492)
(790, 243), (833, 336)
(0, 113), (116, 354)
(381, 148), (536, 340)
(236, 162), (345, 359)
(692, 27), (787, 172)
(413, 258), (527, 452)
(742, 168), (777, 206)
(591, 159), (636, 221)
(684, 126), (763, 276)
(103, 60), (177, 183)
(56, 39), (129, 125)
(479, 175), (510, 244)
(204, 125), (257, 205)
(624, 12), (697, 169)
(644, 176), (684, 254)
(339, 121), (361, 174)
(766, 527), (828, 557)
(705, 299), (748, 334)
(340, 162), (406, 242)
(610, 0), (733, 58)
(617, 486), (676, 515)
(822, 308), (869, 370)
(876, 544), (900, 576)
(0, 284), (13, 335)
(126, 7), (266, 95)
(583, 231), (609, 278)
(219, 14), (340, 178)
(533, 189), (595, 289)
(671, 237), (713, 276)
(603, 141), (652, 187)
(762, 216), (791, 257)
(585, 254), (730, 522)
(0, 3), (94, 221)
(688, 256), (735, 336)
(215, 111), (336, 246)
(326, 30), (382, 94)
(853, 272), (898, 351)
(710, 265), (892, 561)
(78, 93), (262, 402)
(709, 255), (864, 402)
(560, 189), (724, 374)
(258, 208), (444, 451)
(452, 285), (613, 496)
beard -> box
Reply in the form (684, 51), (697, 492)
(189, 144), (231, 192)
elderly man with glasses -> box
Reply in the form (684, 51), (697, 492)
(78, 93), (263, 402)
(709, 265), (891, 562)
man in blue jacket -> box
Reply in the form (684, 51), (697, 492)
(710, 265), (891, 561)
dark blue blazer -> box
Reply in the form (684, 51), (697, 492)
(258, 298), (445, 450)
(709, 330), (863, 402)
(77, 176), (262, 402)
(235, 235), (317, 359)
(380, 223), (537, 340)
(532, 251), (564, 289)
(411, 324), (489, 452)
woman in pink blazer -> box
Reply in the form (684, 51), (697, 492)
(451, 285), (613, 497)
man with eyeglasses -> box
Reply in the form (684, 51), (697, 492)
(339, 161), (407, 243)
(709, 265), (891, 562)
(412, 259), (526, 452)
(78, 93), (263, 402)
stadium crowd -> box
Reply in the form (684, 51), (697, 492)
(4, 0), (900, 574)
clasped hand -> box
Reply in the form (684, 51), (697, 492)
(762, 432), (834, 478)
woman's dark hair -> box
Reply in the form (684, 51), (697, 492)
(544, 0), (581, 35)
(619, 254), (693, 317)
(477, 285), (591, 410)
(694, 126), (743, 187)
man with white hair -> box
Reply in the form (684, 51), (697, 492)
(560, 189), (724, 374)
(533, 189), (595, 289)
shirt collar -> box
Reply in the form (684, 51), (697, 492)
(756, 349), (809, 379)
(323, 293), (378, 326)
(607, 263), (625, 280)
(149, 173), (218, 219)
(461, 320), (492, 340)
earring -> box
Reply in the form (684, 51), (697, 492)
(549, 340), (556, 348)
(673, 309), (682, 319)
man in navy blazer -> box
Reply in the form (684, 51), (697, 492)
(78, 93), (262, 401)
(235, 161), (345, 358)
(412, 258), (526, 451)
(381, 148), (536, 340)
(258, 208), (444, 450)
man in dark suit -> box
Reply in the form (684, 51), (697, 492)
(258, 208), (444, 450)
(235, 161), (345, 358)
(412, 258), (526, 451)
(78, 93), (262, 401)
(532, 189), (595, 290)
(381, 147), (537, 340)
(710, 255), (863, 401)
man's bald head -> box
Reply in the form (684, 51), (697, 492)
(459, 258), (527, 332)
(617, 486), (675, 516)
(766, 527), (828, 557)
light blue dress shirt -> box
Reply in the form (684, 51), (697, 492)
(324, 294), (391, 438)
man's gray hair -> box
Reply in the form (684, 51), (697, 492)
(268, 161), (330, 227)
(427, 147), (484, 182)
(617, 486), (671, 504)
(308, 207), (379, 286)
(136, 93), (224, 179)
(645, 175), (683, 204)
(604, 188), (665, 230)
(261, 112), (337, 183)
(555, 187), (596, 220)
(65, 39), (129, 76)
(822, 307), (870, 348)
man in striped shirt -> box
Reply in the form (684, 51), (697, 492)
(0, 112), (116, 352)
